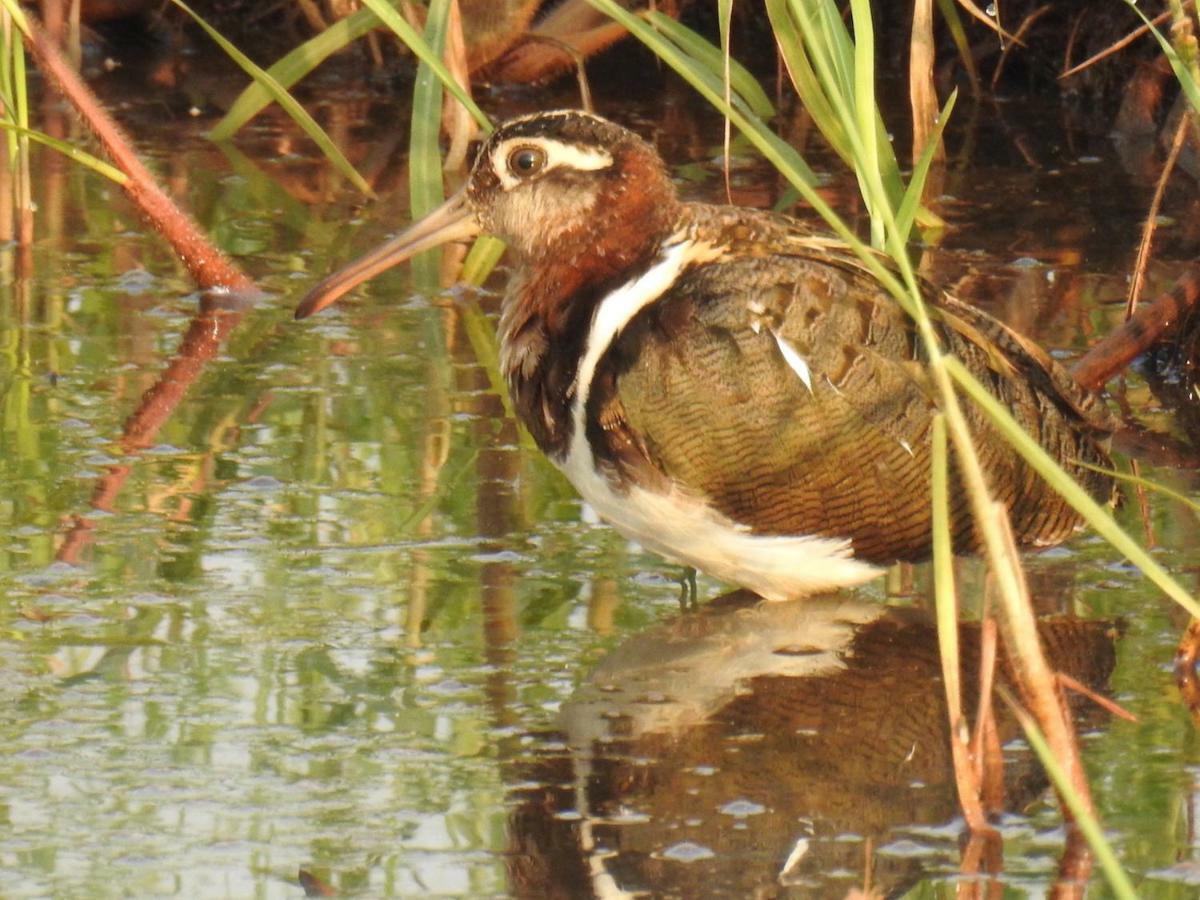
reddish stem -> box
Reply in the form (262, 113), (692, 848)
(1071, 268), (1200, 394)
(22, 14), (255, 293)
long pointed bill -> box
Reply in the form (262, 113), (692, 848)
(295, 188), (481, 320)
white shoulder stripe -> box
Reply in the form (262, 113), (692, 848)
(574, 240), (695, 413)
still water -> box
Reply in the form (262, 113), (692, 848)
(2, 58), (1200, 898)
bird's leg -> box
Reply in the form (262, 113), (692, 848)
(677, 565), (699, 610)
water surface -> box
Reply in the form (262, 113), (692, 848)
(2, 57), (1200, 898)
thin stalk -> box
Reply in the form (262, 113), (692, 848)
(718, 0), (732, 202)
(849, 0), (884, 246)
(211, 7), (382, 140)
(932, 413), (989, 831)
(1126, 0), (1200, 115)
(1079, 462), (1200, 516)
(935, 0), (981, 96)
(999, 686), (1139, 899)
(6, 5), (29, 242)
(911, 0), (945, 165)
(168, 0), (374, 197)
(409, 0), (451, 292)
(0, 121), (127, 183)
(9, 8), (252, 291)
(1127, 114), (1187, 316)
(946, 356), (1200, 619)
(357, 0), (491, 131)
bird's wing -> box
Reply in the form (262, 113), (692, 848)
(592, 208), (1111, 563)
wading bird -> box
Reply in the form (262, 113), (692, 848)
(297, 110), (1114, 601)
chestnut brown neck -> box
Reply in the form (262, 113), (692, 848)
(498, 145), (681, 457)
(519, 145), (680, 323)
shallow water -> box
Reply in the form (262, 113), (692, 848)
(2, 54), (1200, 898)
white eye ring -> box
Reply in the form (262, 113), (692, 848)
(506, 146), (547, 178)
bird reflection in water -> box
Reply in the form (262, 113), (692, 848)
(503, 593), (1118, 898)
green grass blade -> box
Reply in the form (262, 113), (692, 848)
(931, 413), (961, 702)
(357, 0), (491, 132)
(0, 0), (28, 33)
(804, 0), (854, 103)
(647, 11), (774, 118)
(408, 0), (450, 291)
(776, 0), (908, 245)
(895, 90), (956, 242)
(718, 0), (733, 189)
(0, 121), (128, 183)
(784, 0), (854, 128)
(168, 0), (375, 197)
(461, 236), (507, 286)
(1123, 0), (1200, 116)
(944, 355), (1200, 619)
(718, 0), (733, 62)
(849, 0), (878, 180)
(405, 6), (508, 298)
(585, 0), (816, 186)
(934, 0), (980, 93)
(774, 0), (928, 301)
(11, 8), (25, 131)
(0, 13), (20, 162)
(765, 0), (850, 160)
(460, 295), (516, 420)
(0, 23), (12, 112)
(1079, 462), (1200, 516)
(210, 7), (381, 140)
(999, 687), (1139, 900)
(849, 0), (883, 245)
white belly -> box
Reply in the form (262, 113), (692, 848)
(559, 446), (880, 601)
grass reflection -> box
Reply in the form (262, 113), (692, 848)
(1, 61), (1199, 897)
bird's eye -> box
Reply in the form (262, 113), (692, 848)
(507, 146), (546, 178)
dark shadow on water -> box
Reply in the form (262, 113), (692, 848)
(503, 592), (1119, 898)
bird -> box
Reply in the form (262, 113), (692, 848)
(296, 109), (1115, 601)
